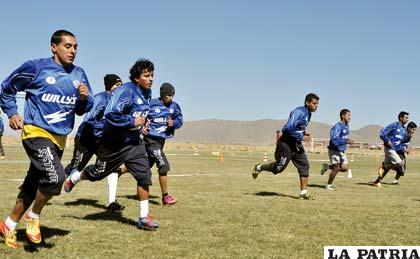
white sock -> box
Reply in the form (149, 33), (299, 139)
(28, 210), (40, 219)
(5, 217), (18, 231)
(326, 184), (333, 189)
(70, 170), (82, 184)
(392, 179), (399, 183)
(139, 200), (149, 218)
(107, 173), (119, 205)
(300, 189), (308, 195)
(257, 165), (262, 172)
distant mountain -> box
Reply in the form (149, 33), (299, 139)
(3, 119), (418, 146)
(172, 119), (420, 146)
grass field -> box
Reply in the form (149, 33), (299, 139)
(0, 144), (419, 258)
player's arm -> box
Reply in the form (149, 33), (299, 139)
(171, 103), (183, 129)
(105, 91), (140, 128)
(74, 72), (94, 116)
(0, 61), (38, 130)
(330, 126), (347, 146)
(380, 124), (393, 148)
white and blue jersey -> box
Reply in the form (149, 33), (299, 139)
(103, 82), (151, 145)
(281, 106), (311, 142)
(328, 121), (350, 152)
(147, 98), (183, 139)
(76, 91), (110, 139)
(380, 122), (407, 153)
(0, 57), (94, 135)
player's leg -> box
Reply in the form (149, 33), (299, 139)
(291, 151), (314, 200)
(253, 141), (291, 179)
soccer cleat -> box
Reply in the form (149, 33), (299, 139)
(107, 201), (125, 213)
(299, 193), (315, 200)
(377, 164), (384, 178)
(320, 163), (329, 175)
(162, 194), (177, 206)
(63, 178), (75, 193)
(372, 182), (382, 187)
(391, 181), (399, 186)
(137, 216), (159, 230)
(25, 214), (41, 244)
(325, 185), (334, 190)
(0, 221), (19, 249)
(252, 163), (261, 179)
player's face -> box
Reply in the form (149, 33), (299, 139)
(400, 115), (409, 125)
(306, 99), (319, 112)
(134, 69), (153, 90)
(408, 127), (416, 136)
(110, 81), (122, 92)
(162, 95), (173, 105)
(51, 35), (77, 67)
(342, 112), (351, 124)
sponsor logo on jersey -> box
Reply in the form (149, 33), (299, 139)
(46, 77), (56, 84)
(169, 108), (174, 114)
(153, 117), (167, 123)
(41, 93), (77, 105)
(155, 125), (167, 133)
(132, 111), (149, 117)
(43, 110), (71, 124)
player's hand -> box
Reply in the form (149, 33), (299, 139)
(303, 132), (311, 142)
(134, 116), (146, 127)
(167, 118), (174, 127)
(405, 147), (411, 154)
(78, 84), (89, 101)
(9, 114), (23, 130)
(348, 138), (354, 144)
(384, 141), (392, 149)
(142, 125), (149, 135)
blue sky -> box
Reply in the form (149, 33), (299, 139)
(1, 0), (419, 130)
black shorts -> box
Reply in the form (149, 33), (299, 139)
(274, 138), (310, 177)
(64, 133), (98, 176)
(144, 136), (170, 176)
(21, 137), (65, 196)
(83, 138), (152, 186)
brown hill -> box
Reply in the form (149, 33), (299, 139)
(172, 119), (420, 146)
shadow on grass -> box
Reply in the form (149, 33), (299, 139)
(253, 191), (299, 199)
(357, 182), (375, 186)
(67, 211), (137, 227)
(16, 226), (70, 252)
(64, 198), (107, 210)
(123, 194), (160, 205)
(307, 184), (326, 189)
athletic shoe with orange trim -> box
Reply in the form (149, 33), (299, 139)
(25, 214), (41, 244)
(0, 221), (19, 249)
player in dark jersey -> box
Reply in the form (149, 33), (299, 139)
(64, 59), (159, 230)
(0, 30), (94, 249)
(252, 93), (319, 200)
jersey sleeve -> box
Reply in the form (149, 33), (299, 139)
(172, 103), (183, 130)
(0, 60), (38, 117)
(105, 89), (135, 128)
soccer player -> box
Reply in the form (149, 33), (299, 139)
(143, 83), (183, 205)
(0, 30), (94, 249)
(371, 119), (417, 186)
(64, 59), (159, 230)
(320, 109), (354, 190)
(252, 93), (319, 200)
(0, 114), (5, 159)
(64, 74), (124, 212)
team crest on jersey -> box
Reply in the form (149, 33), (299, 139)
(155, 108), (161, 113)
(137, 98), (143, 104)
(46, 77), (56, 84)
(169, 108), (174, 114)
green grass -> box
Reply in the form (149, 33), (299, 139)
(0, 145), (419, 258)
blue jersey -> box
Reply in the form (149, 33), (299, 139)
(281, 106), (312, 141)
(0, 116), (4, 134)
(0, 57), (94, 135)
(147, 98), (183, 139)
(380, 122), (407, 152)
(328, 121), (350, 152)
(76, 91), (110, 139)
(103, 82), (151, 145)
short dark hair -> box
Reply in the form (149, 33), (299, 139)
(304, 93), (319, 105)
(129, 59), (154, 83)
(340, 109), (350, 119)
(398, 111), (409, 121)
(407, 121), (417, 129)
(51, 30), (75, 45)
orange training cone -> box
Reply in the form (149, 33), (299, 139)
(263, 152), (268, 162)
